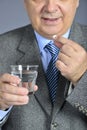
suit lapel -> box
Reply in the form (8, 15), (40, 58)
(51, 74), (69, 120)
(16, 25), (52, 116)
(16, 25), (39, 65)
(35, 64), (52, 116)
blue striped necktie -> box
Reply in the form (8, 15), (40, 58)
(45, 43), (59, 104)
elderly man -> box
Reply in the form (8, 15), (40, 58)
(0, 0), (87, 130)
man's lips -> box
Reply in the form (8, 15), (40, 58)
(42, 17), (58, 21)
(41, 17), (61, 25)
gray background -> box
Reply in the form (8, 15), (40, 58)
(0, 0), (87, 34)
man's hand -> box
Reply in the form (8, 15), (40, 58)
(54, 36), (87, 84)
(0, 73), (38, 110)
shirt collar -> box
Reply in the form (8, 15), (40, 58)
(34, 30), (70, 53)
(34, 31), (53, 53)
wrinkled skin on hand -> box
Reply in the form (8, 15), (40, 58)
(0, 73), (38, 110)
(54, 36), (87, 85)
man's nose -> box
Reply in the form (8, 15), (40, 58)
(45, 0), (58, 13)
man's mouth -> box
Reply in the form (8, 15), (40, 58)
(41, 17), (61, 25)
(43, 17), (58, 21)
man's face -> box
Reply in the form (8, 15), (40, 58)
(24, 0), (79, 39)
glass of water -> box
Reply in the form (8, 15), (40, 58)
(10, 65), (38, 95)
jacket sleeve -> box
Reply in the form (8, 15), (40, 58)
(66, 71), (87, 116)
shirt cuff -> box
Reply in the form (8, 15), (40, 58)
(0, 106), (12, 121)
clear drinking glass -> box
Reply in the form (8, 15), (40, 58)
(10, 65), (38, 94)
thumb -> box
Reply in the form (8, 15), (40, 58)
(53, 35), (67, 48)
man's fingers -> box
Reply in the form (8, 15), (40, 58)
(53, 36), (81, 51)
(58, 37), (69, 45)
(34, 85), (38, 91)
(0, 92), (29, 105)
(55, 41), (63, 48)
(0, 83), (29, 95)
(0, 73), (21, 84)
(53, 36), (74, 49)
(53, 36), (67, 48)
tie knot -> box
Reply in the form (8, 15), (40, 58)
(45, 43), (59, 57)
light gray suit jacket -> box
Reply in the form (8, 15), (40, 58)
(0, 22), (87, 130)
